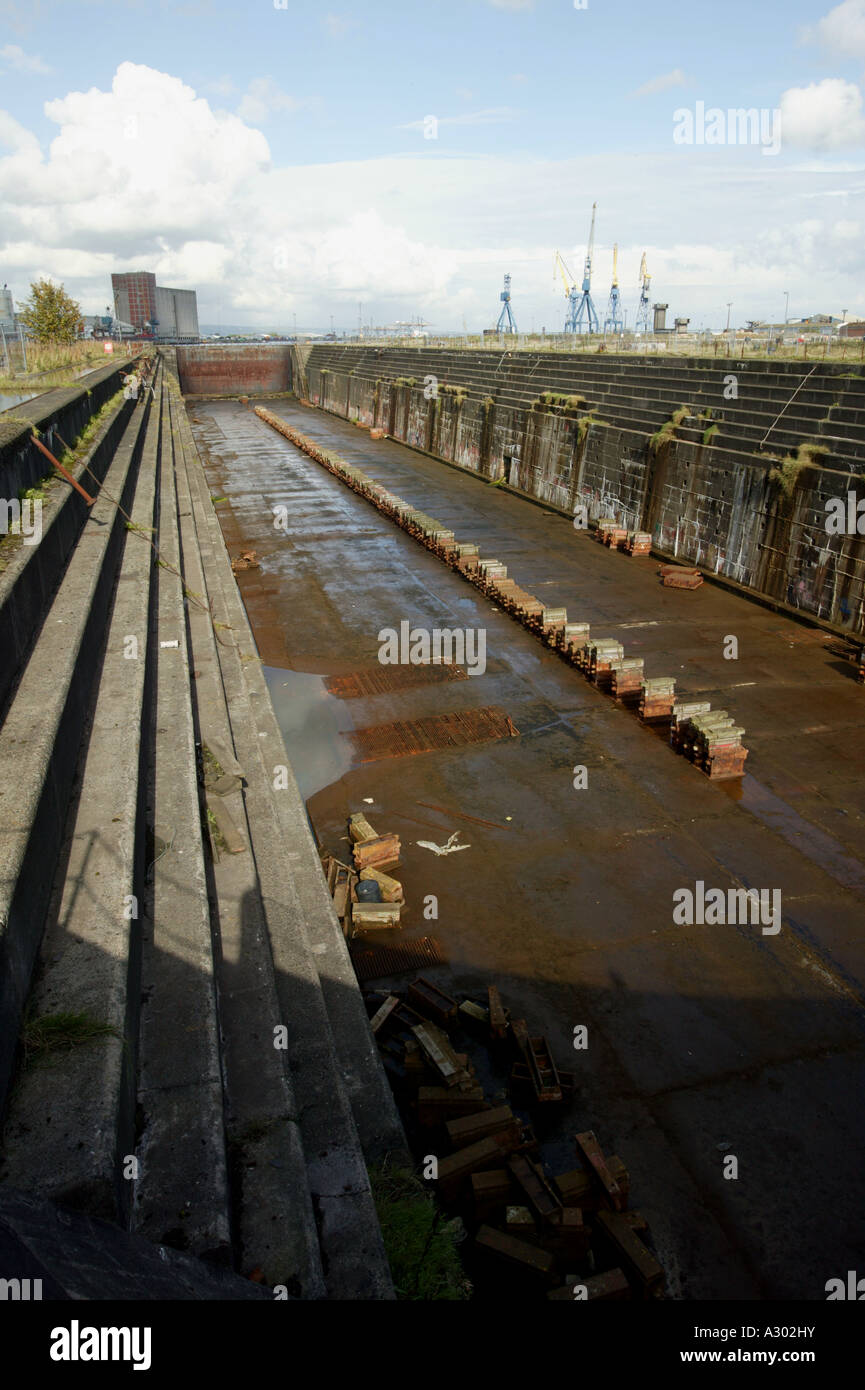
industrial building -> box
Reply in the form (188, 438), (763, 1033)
(111, 271), (199, 341)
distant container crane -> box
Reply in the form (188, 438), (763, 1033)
(555, 203), (599, 334)
(496, 273), (517, 334)
(636, 253), (652, 334)
(604, 244), (624, 335)
(554, 250), (579, 333)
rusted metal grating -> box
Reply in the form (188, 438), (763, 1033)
(349, 935), (446, 983)
(345, 705), (519, 763)
(325, 663), (468, 699)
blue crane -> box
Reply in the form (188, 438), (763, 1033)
(604, 244), (624, 335)
(635, 252), (652, 334)
(496, 273), (517, 333)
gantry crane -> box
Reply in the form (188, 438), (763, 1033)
(573, 202), (599, 334)
(604, 243), (623, 335)
(636, 252), (652, 334)
(553, 250), (579, 333)
(496, 273), (517, 334)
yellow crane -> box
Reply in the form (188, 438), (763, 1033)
(553, 250), (579, 332)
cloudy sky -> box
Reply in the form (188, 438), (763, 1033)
(1, 0), (865, 333)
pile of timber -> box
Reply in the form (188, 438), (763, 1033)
(610, 657), (645, 706)
(364, 979), (665, 1300)
(625, 531), (652, 556)
(320, 810), (406, 937)
(670, 704), (748, 780)
(659, 563), (703, 590)
(639, 676), (676, 723)
(253, 408), (748, 782)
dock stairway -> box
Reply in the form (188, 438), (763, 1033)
(0, 355), (402, 1298)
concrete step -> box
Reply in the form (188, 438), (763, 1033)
(173, 389), (402, 1299)
(0, 395), (137, 720)
(0, 389), (152, 1116)
(0, 366), (162, 1221)
(131, 381), (231, 1262)
(164, 382), (327, 1296)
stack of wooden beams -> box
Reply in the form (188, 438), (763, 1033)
(670, 701), (712, 751)
(540, 606), (568, 644)
(595, 517), (618, 543)
(639, 676), (676, 722)
(625, 531), (652, 556)
(559, 621), (590, 657)
(588, 639), (625, 689)
(604, 527), (629, 550)
(345, 811), (404, 934)
(364, 977), (666, 1299)
(610, 657), (645, 706)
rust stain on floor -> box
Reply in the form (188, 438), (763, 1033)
(345, 706), (519, 762)
(324, 663), (467, 699)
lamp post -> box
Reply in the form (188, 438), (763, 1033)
(784, 291), (789, 325)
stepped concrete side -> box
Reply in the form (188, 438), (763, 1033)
(132, 389), (231, 1262)
(0, 399), (147, 1115)
(0, 396), (136, 719)
(0, 377), (161, 1221)
(166, 384), (327, 1296)
(0, 357), (136, 501)
(171, 377), (404, 1297)
(304, 347), (865, 634)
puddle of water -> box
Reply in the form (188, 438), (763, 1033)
(0, 390), (38, 412)
(263, 666), (356, 799)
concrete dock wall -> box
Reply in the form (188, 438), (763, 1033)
(176, 344), (293, 396)
(302, 347), (865, 632)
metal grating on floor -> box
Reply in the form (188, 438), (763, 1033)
(325, 663), (468, 699)
(345, 705), (519, 763)
(349, 935), (447, 983)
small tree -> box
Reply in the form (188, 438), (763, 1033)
(18, 278), (83, 344)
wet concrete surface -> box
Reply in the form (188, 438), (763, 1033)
(190, 396), (865, 1302)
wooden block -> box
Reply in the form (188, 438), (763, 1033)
(369, 995), (400, 1034)
(488, 985), (507, 1040)
(412, 1023), (469, 1088)
(353, 833), (401, 871)
(596, 1210), (663, 1290)
(350, 902), (402, 933)
(349, 812), (378, 843)
(470, 1168), (512, 1212)
(474, 1226), (556, 1280)
(577, 1268), (631, 1301)
(446, 1105), (518, 1151)
(359, 865), (404, 902)
(458, 1000), (490, 1031)
(552, 1168), (601, 1210)
(575, 1131), (625, 1211)
(408, 976), (458, 1028)
(416, 1086), (487, 1126)
(506, 1205), (536, 1233)
(438, 1138), (508, 1196)
(508, 1155), (562, 1223)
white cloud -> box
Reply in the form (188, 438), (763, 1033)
(806, 0), (865, 58)
(632, 69), (688, 98)
(0, 43), (51, 74)
(235, 78), (299, 125)
(325, 13), (356, 38)
(487, 0), (535, 10)
(399, 107), (520, 131)
(4, 63), (865, 330)
(779, 77), (865, 149)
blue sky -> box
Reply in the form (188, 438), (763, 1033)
(2, 0), (865, 331)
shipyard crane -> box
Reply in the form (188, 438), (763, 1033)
(553, 249), (580, 333)
(604, 243), (624, 335)
(496, 273), (517, 334)
(636, 252), (652, 334)
(572, 202), (599, 334)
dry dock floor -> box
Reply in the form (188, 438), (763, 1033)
(190, 397), (865, 1302)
